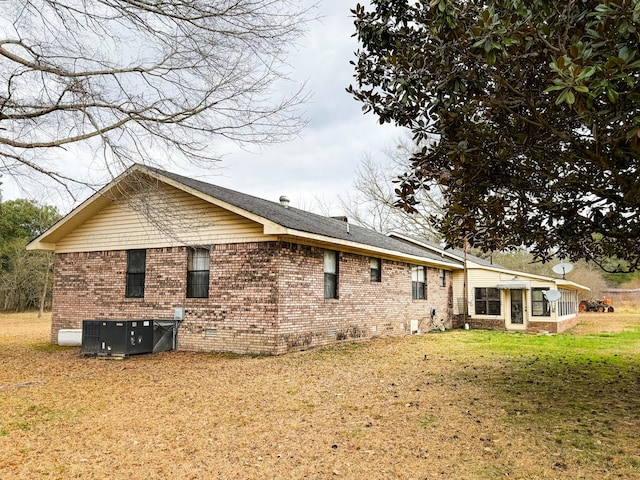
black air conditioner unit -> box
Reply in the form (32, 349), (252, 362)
(81, 319), (178, 357)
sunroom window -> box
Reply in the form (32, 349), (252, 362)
(475, 287), (501, 315)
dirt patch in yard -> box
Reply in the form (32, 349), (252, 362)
(1, 312), (639, 479)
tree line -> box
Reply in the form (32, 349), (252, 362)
(0, 195), (60, 313)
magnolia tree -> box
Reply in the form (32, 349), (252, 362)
(0, 0), (312, 197)
(349, 0), (640, 272)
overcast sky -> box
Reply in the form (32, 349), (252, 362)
(1, 0), (405, 214)
(186, 0), (404, 213)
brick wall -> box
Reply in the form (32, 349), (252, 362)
(274, 244), (452, 353)
(51, 248), (187, 343)
(528, 316), (579, 334)
(52, 241), (453, 354)
(450, 315), (579, 333)
(179, 242), (280, 354)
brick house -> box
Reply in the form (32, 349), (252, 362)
(28, 165), (589, 354)
(28, 165), (460, 355)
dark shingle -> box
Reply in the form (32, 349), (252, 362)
(149, 166), (459, 266)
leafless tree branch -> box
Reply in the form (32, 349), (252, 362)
(338, 136), (445, 240)
(0, 0), (314, 194)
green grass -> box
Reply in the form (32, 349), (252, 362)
(446, 325), (640, 469)
(454, 324), (640, 354)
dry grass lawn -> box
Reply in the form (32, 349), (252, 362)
(1, 312), (639, 479)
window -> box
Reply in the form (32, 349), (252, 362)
(558, 289), (576, 316)
(475, 287), (501, 315)
(411, 266), (426, 300)
(370, 258), (381, 282)
(439, 269), (446, 287)
(125, 249), (146, 298)
(532, 288), (551, 316)
(187, 247), (210, 298)
(324, 250), (339, 299)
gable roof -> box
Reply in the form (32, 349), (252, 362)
(144, 166), (458, 266)
(27, 164), (460, 268)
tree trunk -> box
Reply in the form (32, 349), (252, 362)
(39, 255), (52, 318)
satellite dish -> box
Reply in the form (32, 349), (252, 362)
(543, 290), (562, 302)
(552, 262), (574, 278)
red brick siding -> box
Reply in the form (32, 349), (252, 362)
(466, 317), (506, 330)
(52, 241), (452, 354)
(275, 246), (451, 352)
(180, 242), (280, 354)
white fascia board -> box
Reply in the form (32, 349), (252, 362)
(465, 262), (548, 280)
(26, 241), (56, 252)
(276, 228), (461, 269)
(556, 279), (591, 292)
(466, 262), (590, 292)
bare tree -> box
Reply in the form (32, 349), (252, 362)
(338, 137), (445, 239)
(0, 0), (313, 198)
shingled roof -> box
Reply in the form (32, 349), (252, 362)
(147, 166), (459, 267)
(389, 233), (498, 268)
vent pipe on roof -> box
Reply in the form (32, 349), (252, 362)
(279, 195), (290, 208)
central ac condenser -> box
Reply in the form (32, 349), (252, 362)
(81, 319), (178, 357)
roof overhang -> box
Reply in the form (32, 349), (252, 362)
(556, 279), (590, 292)
(25, 164), (462, 268)
(27, 171), (135, 251)
(26, 164), (289, 252)
(275, 231), (460, 269)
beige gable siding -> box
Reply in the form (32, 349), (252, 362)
(467, 268), (505, 286)
(451, 271), (466, 315)
(55, 184), (274, 253)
